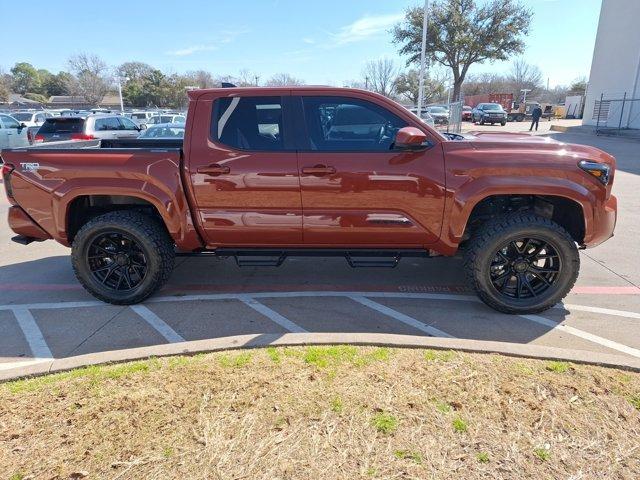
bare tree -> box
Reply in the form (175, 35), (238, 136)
(394, 68), (448, 105)
(508, 58), (543, 95)
(362, 59), (398, 97)
(265, 73), (305, 87)
(67, 53), (111, 105)
(186, 70), (216, 88)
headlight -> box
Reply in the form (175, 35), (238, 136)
(578, 160), (611, 185)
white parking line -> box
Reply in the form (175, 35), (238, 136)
(561, 304), (640, 320)
(520, 314), (640, 359)
(130, 305), (185, 343)
(12, 309), (53, 359)
(350, 295), (455, 338)
(237, 296), (308, 333)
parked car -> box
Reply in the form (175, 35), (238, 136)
(407, 108), (435, 127)
(0, 114), (30, 149)
(462, 105), (473, 121)
(145, 114), (187, 127)
(127, 111), (157, 126)
(139, 123), (185, 139)
(1, 86), (617, 315)
(425, 106), (449, 125)
(472, 103), (508, 126)
(11, 111), (51, 128)
(33, 114), (145, 143)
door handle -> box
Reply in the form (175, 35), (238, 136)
(197, 164), (230, 175)
(302, 165), (336, 175)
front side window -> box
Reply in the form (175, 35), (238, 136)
(119, 117), (139, 130)
(0, 115), (21, 129)
(301, 96), (407, 151)
(212, 96), (285, 151)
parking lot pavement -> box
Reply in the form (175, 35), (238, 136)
(1, 127), (639, 374)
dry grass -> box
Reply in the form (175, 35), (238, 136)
(1, 346), (639, 479)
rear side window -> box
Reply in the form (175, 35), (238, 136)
(94, 117), (121, 131)
(211, 96), (286, 151)
(38, 118), (85, 134)
(301, 96), (407, 151)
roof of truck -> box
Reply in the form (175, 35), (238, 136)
(186, 86), (374, 100)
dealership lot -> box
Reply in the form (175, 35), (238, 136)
(1, 128), (639, 374)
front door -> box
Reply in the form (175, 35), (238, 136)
(294, 94), (446, 247)
(187, 94), (302, 247)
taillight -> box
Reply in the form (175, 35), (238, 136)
(34, 134), (44, 143)
(2, 163), (15, 199)
(70, 133), (96, 140)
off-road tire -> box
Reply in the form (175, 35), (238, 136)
(72, 211), (175, 305)
(464, 213), (579, 314)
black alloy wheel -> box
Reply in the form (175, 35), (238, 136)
(489, 238), (561, 299)
(87, 232), (148, 291)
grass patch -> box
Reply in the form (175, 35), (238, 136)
(534, 447), (551, 461)
(1, 347), (639, 479)
(330, 396), (343, 414)
(545, 361), (571, 373)
(266, 347), (281, 364)
(452, 417), (468, 433)
(476, 452), (490, 463)
(424, 349), (456, 362)
(372, 412), (399, 435)
(394, 449), (422, 464)
(218, 352), (252, 368)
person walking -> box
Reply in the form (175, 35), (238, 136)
(529, 104), (543, 132)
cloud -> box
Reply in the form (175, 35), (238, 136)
(166, 27), (249, 56)
(302, 37), (316, 44)
(330, 13), (403, 46)
(166, 44), (218, 56)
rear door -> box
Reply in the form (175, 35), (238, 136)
(187, 93), (302, 246)
(0, 115), (28, 147)
(294, 93), (446, 247)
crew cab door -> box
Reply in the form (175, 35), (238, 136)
(187, 93), (302, 246)
(294, 93), (446, 247)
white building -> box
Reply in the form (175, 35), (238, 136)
(583, 0), (640, 129)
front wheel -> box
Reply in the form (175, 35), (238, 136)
(464, 213), (579, 314)
(72, 211), (175, 305)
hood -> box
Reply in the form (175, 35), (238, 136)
(455, 131), (616, 168)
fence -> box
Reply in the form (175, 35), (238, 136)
(594, 92), (640, 136)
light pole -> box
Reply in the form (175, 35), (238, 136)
(117, 76), (128, 112)
(416, 0), (430, 117)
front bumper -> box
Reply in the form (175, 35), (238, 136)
(482, 115), (507, 122)
(584, 194), (617, 248)
(8, 206), (51, 242)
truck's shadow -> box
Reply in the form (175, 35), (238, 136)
(0, 255), (569, 361)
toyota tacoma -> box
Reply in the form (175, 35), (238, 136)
(1, 86), (617, 314)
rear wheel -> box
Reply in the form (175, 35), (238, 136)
(464, 213), (579, 314)
(72, 211), (175, 305)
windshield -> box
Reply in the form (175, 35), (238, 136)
(428, 107), (447, 113)
(140, 125), (185, 138)
(13, 113), (33, 121)
(483, 104), (504, 111)
(131, 113), (148, 120)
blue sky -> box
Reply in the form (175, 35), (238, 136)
(0, 0), (601, 87)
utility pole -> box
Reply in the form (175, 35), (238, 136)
(365, 76), (370, 90)
(416, 0), (429, 117)
(254, 75), (260, 86)
(117, 76), (128, 112)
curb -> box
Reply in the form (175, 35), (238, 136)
(1, 333), (639, 382)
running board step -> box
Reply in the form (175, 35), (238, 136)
(345, 253), (401, 268)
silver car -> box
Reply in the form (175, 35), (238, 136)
(0, 114), (30, 149)
(35, 114), (145, 143)
(145, 114), (186, 127)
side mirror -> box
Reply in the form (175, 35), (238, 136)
(394, 126), (429, 151)
(17, 123), (27, 130)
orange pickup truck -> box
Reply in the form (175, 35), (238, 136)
(1, 86), (617, 313)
